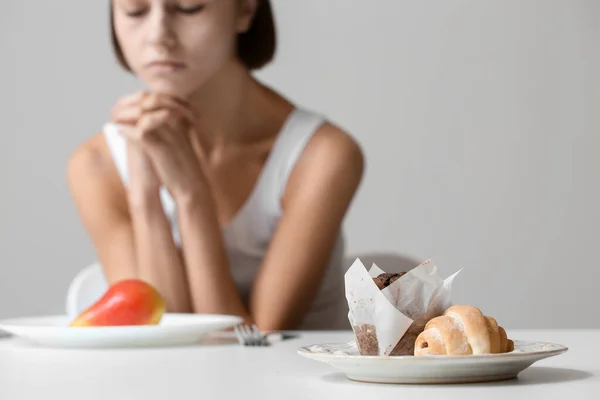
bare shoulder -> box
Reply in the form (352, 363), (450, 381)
(284, 122), (365, 204)
(67, 132), (126, 211)
(68, 133), (113, 181)
(298, 122), (364, 181)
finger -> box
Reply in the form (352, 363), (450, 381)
(118, 120), (161, 144)
(118, 126), (140, 142)
(136, 109), (173, 142)
(142, 92), (192, 109)
(140, 105), (191, 137)
(141, 95), (195, 126)
(112, 105), (144, 125)
(140, 93), (196, 126)
(110, 92), (148, 123)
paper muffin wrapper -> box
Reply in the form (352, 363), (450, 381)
(345, 258), (461, 356)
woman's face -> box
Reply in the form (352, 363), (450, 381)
(112, 0), (255, 97)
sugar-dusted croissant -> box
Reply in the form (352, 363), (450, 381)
(414, 305), (514, 356)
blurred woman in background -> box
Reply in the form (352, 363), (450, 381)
(68, 0), (364, 330)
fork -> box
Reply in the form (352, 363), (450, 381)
(234, 324), (270, 347)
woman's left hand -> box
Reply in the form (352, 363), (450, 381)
(114, 92), (207, 202)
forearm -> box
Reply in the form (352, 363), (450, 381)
(176, 191), (250, 320)
(128, 190), (192, 312)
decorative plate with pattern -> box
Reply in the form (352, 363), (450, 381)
(297, 340), (568, 384)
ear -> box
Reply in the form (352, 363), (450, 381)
(236, 0), (259, 33)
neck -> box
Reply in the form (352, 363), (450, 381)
(185, 61), (263, 150)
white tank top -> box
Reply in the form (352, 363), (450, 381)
(102, 108), (349, 330)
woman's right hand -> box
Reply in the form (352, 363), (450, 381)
(111, 92), (161, 204)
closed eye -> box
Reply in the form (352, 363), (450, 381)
(125, 8), (149, 18)
(176, 4), (205, 14)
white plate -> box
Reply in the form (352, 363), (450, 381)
(298, 340), (568, 384)
(0, 313), (243, 348)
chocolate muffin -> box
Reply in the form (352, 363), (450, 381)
(389, 316), (426, 356)
(354, 271), (411, 356)
(372, 272), (405, 290)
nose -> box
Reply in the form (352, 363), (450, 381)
(146, 8), (177, 50)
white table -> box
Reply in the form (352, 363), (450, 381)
(0, 330), (598, 399)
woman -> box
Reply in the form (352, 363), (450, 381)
(68, 0), (364, 331)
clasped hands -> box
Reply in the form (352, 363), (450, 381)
(111, 92), (206, 203)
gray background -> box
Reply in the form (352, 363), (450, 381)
(0, 0), (598, 328)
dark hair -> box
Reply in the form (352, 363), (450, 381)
(110, 0), (277, 71)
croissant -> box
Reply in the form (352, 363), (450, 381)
(414, 305), (514, 356)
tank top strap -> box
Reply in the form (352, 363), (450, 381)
(258, 108), (327, 213)
(102, 123), (130, 186)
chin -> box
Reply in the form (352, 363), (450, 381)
(145, 80), (197, 99)
(136, 64), (219, 100)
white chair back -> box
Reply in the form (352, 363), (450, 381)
(65, 262), (108, 319)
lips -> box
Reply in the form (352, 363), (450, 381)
(145, 60), (187, 72)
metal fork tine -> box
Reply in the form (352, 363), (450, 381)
(252, 324), (269, 347)
(233, 325), (245, 345)
(255, 326), (262, 346)
(243, 324), (255, 346)
(238, 324), (248, 345)
(251, 324), (262, 345)
(253, 328), (260, 346)
(234, 323), (270, 347)
(238, 324), (251, 346)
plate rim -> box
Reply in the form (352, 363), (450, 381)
(297, 339), (569, 361)
(0, 313), (244, 332)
